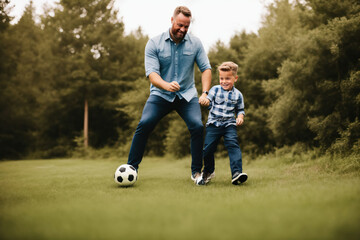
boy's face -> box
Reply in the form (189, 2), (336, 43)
(219, 70), (238, 91)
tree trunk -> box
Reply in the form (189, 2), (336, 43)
(84, 99), (88, 148)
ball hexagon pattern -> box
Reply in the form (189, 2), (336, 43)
(114, 164), (138, 187)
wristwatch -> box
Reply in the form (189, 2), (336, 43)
(203, 91), (209, 95)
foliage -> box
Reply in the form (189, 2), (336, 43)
(0, 0), (359, 159)
(0, 0), (148, 159)
(0, 2), (46, 158)
(269, 8), (360, 150)
(207, 0), (360, 157)
(165, 114), (191, 158)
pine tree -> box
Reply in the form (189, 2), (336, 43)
(37, 0), (148, 156)
(0, 1), (47, 158)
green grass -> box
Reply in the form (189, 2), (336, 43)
(0, 155), (359, 240)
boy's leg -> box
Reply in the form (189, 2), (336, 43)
(176, 97), (204, 176)
(223, 125), (243, 176)
(203, 125), (222, 174)
(128, 95), (172, 170)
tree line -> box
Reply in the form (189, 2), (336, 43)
(0, 0), (359, 160)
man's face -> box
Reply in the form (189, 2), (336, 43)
(170, 13), (191, 43)
(219, 70), (238, 91)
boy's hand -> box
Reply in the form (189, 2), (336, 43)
(236, 114), (244, 126)
(199, 94), (210, 106)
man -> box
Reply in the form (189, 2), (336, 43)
(127, 6), (212, 184)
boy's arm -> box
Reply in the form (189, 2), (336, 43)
(235, 91), (245, 126)
(236, 113), (245, 126)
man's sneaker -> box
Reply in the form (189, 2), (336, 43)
(191, 172), (201, 183)
(196, 176), (206, 185)
(202, 171), (215, 184)
(232, 172), (248, 185)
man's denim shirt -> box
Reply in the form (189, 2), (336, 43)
(145, 29), (211, 102)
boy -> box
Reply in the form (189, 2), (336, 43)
(197, 61), (248, 185)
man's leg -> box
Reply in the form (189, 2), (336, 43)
(128, 95), (172, 170)
(176, 97), (204, 175)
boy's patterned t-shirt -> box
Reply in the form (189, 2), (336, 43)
(206, 85), (245, 127)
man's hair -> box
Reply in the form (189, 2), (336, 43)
(218, 61), (238, 77)
(173, 6), (192, 18)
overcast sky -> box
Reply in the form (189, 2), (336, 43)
(8, 0), (273, 52)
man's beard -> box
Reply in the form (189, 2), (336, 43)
(171, 29), (186, 42)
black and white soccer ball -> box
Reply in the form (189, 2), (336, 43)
(114, 164), (138, 186)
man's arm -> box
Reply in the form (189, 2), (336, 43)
(199, 69), (212, 106)
(148, 72), (180, 92)
(145, 39), (180, 92)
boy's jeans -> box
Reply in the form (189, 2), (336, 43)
(203, 124), (243, 176)
(128, 95), (204, 175)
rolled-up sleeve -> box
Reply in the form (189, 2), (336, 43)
(195, 41), (211, 72)
(145, 39), (160, 77)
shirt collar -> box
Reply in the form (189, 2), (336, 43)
(221, 86), (235, 92)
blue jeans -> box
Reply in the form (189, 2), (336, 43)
(203, 124), (242, 176)
(128, 95), (204, 174)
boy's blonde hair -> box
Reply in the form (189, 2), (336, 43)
(218, 61), (238, 77)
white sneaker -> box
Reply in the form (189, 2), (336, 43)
(196, 176), (206, 185)
(232, 172), (248, 185)
(191, 172), (201, 184)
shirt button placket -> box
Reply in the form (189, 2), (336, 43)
(174, 45), (178, 81)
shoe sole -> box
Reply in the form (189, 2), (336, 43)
(232, 173), (248, 185)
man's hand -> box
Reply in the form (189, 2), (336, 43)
(199, 93), (210, 106)
(166, 81), (181, 92)
(149, 73), (180, 92)
(236, 114), (245, 126)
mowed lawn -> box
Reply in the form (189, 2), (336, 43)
(0, 155), (359, 240)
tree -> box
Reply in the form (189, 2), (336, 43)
(36, 0), (147, 156)
(243, 0), (305, 81)
(0, 1), (49, 158)
(0, 0), (18, 158)
(266, 0), (360, 150)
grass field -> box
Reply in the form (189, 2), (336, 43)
(0, 154), (359, 240)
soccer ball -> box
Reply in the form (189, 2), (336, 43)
(114, 164), (138, 186)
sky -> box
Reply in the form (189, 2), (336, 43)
(7, 0), (274, 52)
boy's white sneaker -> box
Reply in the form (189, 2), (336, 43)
(232, 172), (248, 185)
